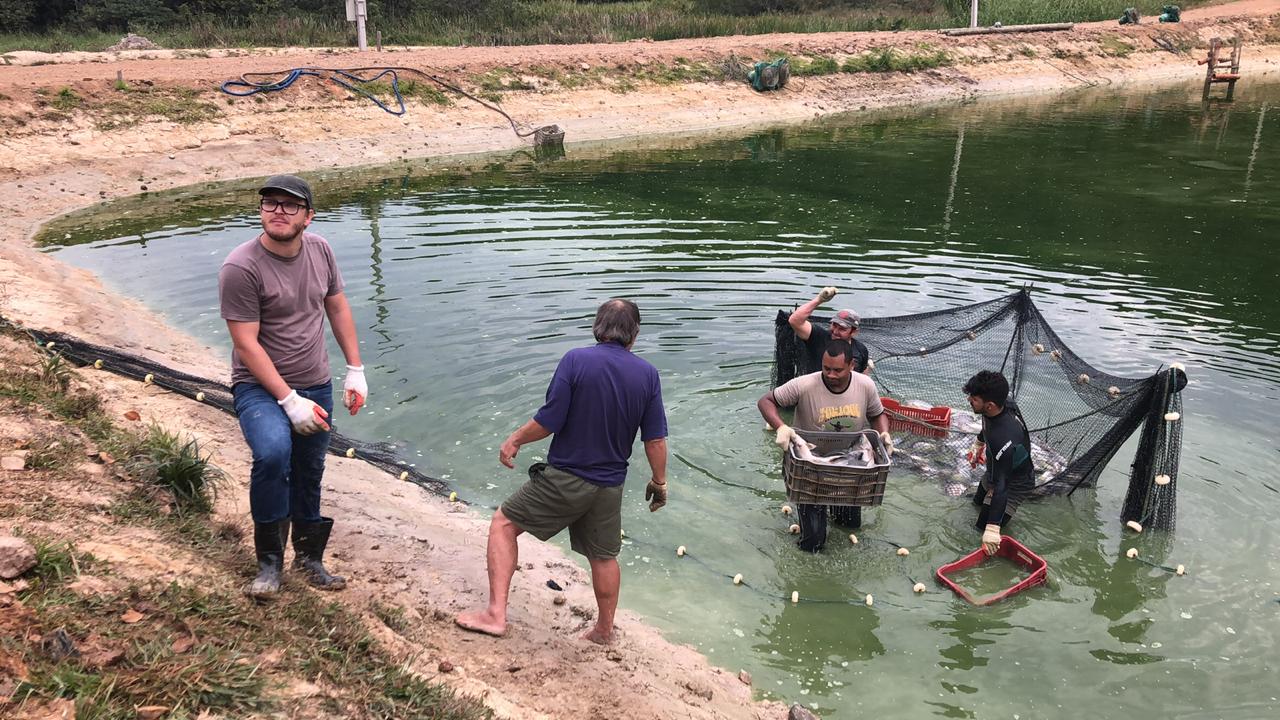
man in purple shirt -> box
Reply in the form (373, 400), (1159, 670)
(456, 299), (669, 645)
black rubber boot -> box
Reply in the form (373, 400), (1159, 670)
(291, 517), (346, 590)
(247, 520), (287, 599)
(796, 504), (828, 553)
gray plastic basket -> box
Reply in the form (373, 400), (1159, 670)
(783, 429), (891, 506)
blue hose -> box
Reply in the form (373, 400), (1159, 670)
(220, 66), (407, 116)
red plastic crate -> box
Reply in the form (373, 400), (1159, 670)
(935, 536), (1048, 606)
(881, 397), (952, 438)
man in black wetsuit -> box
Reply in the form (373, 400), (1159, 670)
(788, 287), (872, 375)
(963, 370), (1035, 555)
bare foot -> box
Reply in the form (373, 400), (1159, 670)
(455, 609), (507, 637)
(581, 625), (615, 645)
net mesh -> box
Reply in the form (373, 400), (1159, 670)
(4, 319), (451, 499)
(773, 288), (1185, 529)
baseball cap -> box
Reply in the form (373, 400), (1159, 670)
(831, 309), (860, 329)
(258, 174), (313, 208)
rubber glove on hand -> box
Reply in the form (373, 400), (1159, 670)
(982, 523), (1002, 556)
(645, 480), (667, 512)
(967, 440), (986, 468)
(279, 390), (330, 436)
(879, 431), (895, 459)
(818, 286), (838, 302)
(775, 424), (798, 450)
(342, 364), (367, 415)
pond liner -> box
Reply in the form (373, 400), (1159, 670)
(1, 316), (452, 501)
(772, 287), (1185, 529)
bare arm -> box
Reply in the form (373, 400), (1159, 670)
(871, 412), (890, 436)
(644, 437), (667, 484)
(323, 292), (363, 367)
(787, 293), (825, 341)
(498, 418), (553, 468)
(226, 320), (291, 401)
(757, 391), (786, 429)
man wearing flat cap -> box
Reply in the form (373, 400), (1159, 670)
(218, 174), (367, 599)
(788, 287), (871, 375)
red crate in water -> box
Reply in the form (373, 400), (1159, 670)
(935, 536), (1048, 606)
(881, 397), (952, 438)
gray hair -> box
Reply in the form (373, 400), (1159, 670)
(593, 298), (641, 346)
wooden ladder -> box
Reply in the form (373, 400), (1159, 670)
(1200, 37), (1242, 102)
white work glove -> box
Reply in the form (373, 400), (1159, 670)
(982, 523), (1002, 556)
(879, 431), (895, 459)
(775, 424), (798, 450)
(279, 390), (330, 436)
(342, 364), (367, 415)
(818, 286), (838, 302)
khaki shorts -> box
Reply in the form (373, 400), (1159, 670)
(501, 463), (623, 559)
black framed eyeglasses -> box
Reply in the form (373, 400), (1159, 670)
(259, 198), (308, 215)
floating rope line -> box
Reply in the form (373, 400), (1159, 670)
(220, 65), (565, 146)
(620, 531), (932, 608)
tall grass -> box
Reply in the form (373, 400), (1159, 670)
(128, 425), (225, 514)
(0, 1), (1221, 52)
(942, 0), (1208, 26)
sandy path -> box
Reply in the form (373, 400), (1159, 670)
(0, 3), (1277, 718)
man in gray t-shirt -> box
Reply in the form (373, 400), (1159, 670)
(758, 339), (891, 552)
(218, 174), (368, 599)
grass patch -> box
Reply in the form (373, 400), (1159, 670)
(52, 87), (81, 111)
(372, 601), (410, 634)
(0, 328), (490, 719)
(21, 536), (98, 589)
(472, 68), (536, 96)
(94, 86), (222, 131)
(843, 47), (953, 74)
(634, 58), (720, 85)
(6, 523), (490, 719)
(790, 55), (841, 77)
(1100, 36), (1136, 58)
(127, 425), (224, 515)
(23, 435), (80, 472)
(35, 348), (73, 391)
(361, 78), (452, 109)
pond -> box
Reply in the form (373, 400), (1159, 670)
(40, 79), (1280, 718)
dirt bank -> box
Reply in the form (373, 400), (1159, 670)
(1, 2), (1278, 718)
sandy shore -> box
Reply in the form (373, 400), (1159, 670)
(1, 3), (1277, 718)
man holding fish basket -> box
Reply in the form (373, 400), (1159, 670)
(758, 339), (892, 552)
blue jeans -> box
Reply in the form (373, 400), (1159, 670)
(233, 382), (334, 524)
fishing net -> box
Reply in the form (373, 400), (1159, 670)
(3, 318), (451, 499)
(772, 288), (1185, 529)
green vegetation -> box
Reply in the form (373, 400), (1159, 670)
(844, 46), (952, 72)
(787, 46), (952, 77)
(127, 424), (225, 514)
(8, 553), (491, 718)
(1100, 36), (1135, 57)
(52, 86), (81, 110)
(790, 55), (840, 76)
(0, 328), (491, 719)
(94, 85), (222, 131)
(0, 1), (1215, 52)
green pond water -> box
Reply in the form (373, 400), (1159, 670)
(40, 79), (1280, 718)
